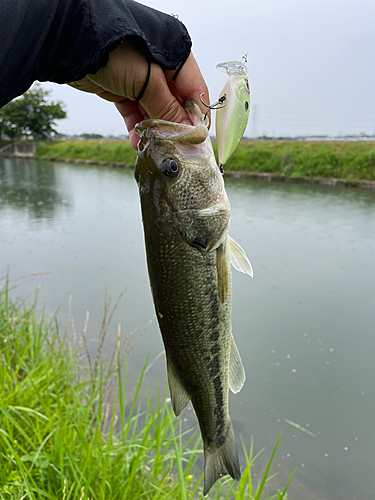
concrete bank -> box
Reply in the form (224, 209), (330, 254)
(0, 141), (37, 158)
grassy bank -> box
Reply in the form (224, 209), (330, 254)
(227, 140), (375, 182)
(0, 280), (293, 499)
(36, 140), (136, 166)
(35, 139), (375, 182)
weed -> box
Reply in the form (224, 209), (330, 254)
(0, 279), (294, 499)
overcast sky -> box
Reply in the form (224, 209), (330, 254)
(41, 0), (375, 138)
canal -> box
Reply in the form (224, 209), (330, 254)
(1, 158), (374, 500)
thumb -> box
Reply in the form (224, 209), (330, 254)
(139, 63), (191, 124)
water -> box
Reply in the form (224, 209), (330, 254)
(1, 158), (374, 499)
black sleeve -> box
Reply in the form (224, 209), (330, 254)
(0, 0), (192, 108)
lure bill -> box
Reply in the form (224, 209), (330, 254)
(215, 59), (250, 167)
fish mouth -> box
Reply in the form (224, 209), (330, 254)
(135, 100), (209, 146)
(135, 120), (208, 145)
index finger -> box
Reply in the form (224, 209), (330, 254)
(166, 53), (210, 126)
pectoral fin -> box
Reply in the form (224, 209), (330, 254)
(229, 336), (246, 394)
(216, 243), (228, 303)
(228, 236), (253, 277)
(167, 359), (190, 416)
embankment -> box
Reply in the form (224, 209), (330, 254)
(0, 140), (37, 157)
(35, 139), (375, 188)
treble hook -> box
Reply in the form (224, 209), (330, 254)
(199, 93), (227, 118)
(241, 53), (248, 64)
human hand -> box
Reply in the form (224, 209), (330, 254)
(68, 40), (209, 149)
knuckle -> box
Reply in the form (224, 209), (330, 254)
(157, 99), (184, 122)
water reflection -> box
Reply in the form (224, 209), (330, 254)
(0, 158), (72, 223)
(1, 159), (375, 500)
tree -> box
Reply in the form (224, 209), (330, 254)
(0, 85), (66, 139)
(81, 133), (104, 139)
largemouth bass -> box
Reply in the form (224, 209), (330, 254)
(134, 100), (252, 495)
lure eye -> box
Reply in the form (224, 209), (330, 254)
(163, 159), (179, 177)
(245, 101), (249, 111)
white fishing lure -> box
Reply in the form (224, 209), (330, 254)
(215, 59), (250, 167)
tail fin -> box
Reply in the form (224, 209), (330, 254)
(203, 420), (241, 495)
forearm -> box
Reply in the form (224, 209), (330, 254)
(0, 0), (191, 107)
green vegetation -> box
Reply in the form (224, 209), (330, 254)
(224, 140), (375, 181)
(35, 139), (375, 182)
(36, 139), (136, 166)
(0, 280), (294, 499)
(0, 86), (66, 140)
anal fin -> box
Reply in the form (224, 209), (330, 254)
(167, 359), (190, 416)
(229, 336), (246, 394)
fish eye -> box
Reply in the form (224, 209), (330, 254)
(245, 101), (249, 111)
(163, 158), (179, 177)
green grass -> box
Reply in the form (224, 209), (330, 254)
(35, 140), (137, 166)
(222, 140), (375, 181)
(35, 139), (375, 182)
(0, 278), (294, 499)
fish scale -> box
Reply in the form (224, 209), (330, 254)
(149, 224), (231, 449)
(134, 99), (251, 495)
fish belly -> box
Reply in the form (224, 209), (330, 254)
(142, 211), (241, 493)
(149, 225), (231, 434)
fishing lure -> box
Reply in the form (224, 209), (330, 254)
(215, 57), (250, 167)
